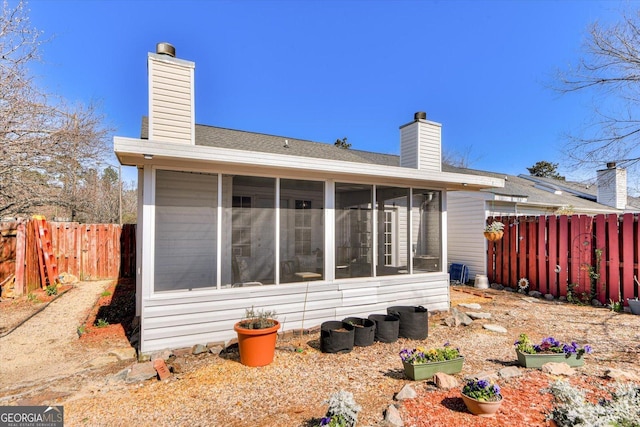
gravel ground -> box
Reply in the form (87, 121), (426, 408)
(0, 280), (122, 390)
(1, 285), (640, 426)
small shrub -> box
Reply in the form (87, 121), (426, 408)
(318, 390), (361, 427)
(27, 293), (38, 302)
(95, 318), (109, 328)
(547, 380), (640, 426)
(77, 325), (86, 336)
(45, 284), (58, 296)
(101, 291), (111, 297)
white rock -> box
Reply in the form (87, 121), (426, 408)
(458, 303), (482, 310)
(483, 324), (507, 333)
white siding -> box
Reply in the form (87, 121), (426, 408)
(148, 54), (195, 144)
(154, 171), (217, 291)
(400, 125), (418, 168)
(417, 123), (441, 172)
(139, 273), (450, 353)
(447, 191), (488, 278)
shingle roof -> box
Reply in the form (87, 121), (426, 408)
(141, 117), (399, 167)
(141, 117), (638, 211)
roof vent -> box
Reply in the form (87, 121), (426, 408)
(156, 42), (175, 57)
(606, 161), (616, 169)
(414, 111), (426, 121)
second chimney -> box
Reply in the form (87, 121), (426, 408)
(597, 162), (627, 210)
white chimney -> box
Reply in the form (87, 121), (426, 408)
(148, 42), (195, 144)
(597, 162), (627, 209)
(399, 112), (442, 172)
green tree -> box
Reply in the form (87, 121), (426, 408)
(527, 161), (565, 180)
(334, 137), (351, 149)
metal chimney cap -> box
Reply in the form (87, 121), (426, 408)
(156, 42), (176, 57)
(414, 111), (427, 121)
(606, 161), (617, 169)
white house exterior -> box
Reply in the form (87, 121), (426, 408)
(114, 44), (503, 354)
(447, 164), (640, 279)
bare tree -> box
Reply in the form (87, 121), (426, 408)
(442, 145), (480, 169)
(555, 8), (640, 173)
(0, 1), (110, 219)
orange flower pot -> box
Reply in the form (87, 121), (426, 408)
(461, 393), (503, 417)
(484, 231), (504, 241)
(234, 320), (280, 367)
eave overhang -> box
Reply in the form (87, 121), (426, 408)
(115, 137), (505, 191)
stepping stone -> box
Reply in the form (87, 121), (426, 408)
(466, 312), (491, 320)
(459, 303), (481, 310)
(483, 324), (507, 333)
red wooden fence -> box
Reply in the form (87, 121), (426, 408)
(0, 220), (136, 295)
(487, 213), (639, 305)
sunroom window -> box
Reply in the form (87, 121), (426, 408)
(335, 183), (373, 278)
(280, 179), (324, 283)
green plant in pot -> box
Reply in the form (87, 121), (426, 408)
(514, 333), (592, 368)
(233, 306), (280, 367)
(461, 378), (503, 417)
(484, 221), (505, 241)
(399, 342), (464, 380)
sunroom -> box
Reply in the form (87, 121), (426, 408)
(114, 44), (503, 353)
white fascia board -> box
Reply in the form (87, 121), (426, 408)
(114, 137), (504, 190)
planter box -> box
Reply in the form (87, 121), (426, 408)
(402, 357), (464, 380)
(628, 299), (640, 315)
(515, 349), (585, 368)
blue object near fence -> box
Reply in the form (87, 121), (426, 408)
(449, 263), (469, 284)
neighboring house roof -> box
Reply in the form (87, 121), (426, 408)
(442, 164), (634, 213)
(519, 174), (640, 210)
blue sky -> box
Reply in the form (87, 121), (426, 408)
(25, 0), (631, 184)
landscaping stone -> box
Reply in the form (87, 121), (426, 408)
(498, 366), (522, 379)
(150, 349), (173, 361)
(395, 384), (417, 400)
(528, 291), (543, 298)
(458, 303), (481, 310)
(483, 324), (507, 333)
(125, 362), (158, 383)
(207, 345), (224, 355)
(544, 294), (555, 301)
(490, 283), (504, 290)
(465, 371), (498, 382)
(466, 311), (491, 320)
(605, 368), (640, 381)
(444, 308), (473, 327)
(107, 367), (130, 384)
(433, 372), (458, 389)
(192, 344), (208, 355)
(541, 362), (575, 376)
(503, 287), (515, 292)
(109, 346), (137, 361)
(384, 404), (404, 427)
(592, 299), (604, 307)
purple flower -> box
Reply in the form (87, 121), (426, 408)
(320, 417), (332, 426)
(583, 345), (593, 354)
(477, 379), (489, 389)
(493, 384), (501, 395)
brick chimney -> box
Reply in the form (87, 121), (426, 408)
(148, 42), (195, 144)
(597, 162), (627, 209)
(399, 112), (442, 172)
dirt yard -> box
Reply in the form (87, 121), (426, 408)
(1, 284), (639, 426)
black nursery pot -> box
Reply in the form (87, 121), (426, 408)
(367, 314), (400, 343)
(342, 317), (376, 347)
(320, 321), (355, 354)
(387, 306), (428, 340)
